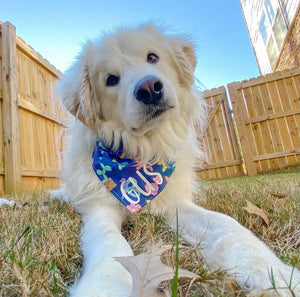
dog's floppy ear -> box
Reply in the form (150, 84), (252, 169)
(58, 43), (99, 129)
(167, 36), (197, 88)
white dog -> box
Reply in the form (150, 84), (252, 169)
(57, 24), (300, 296)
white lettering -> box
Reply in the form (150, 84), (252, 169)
(120, 180), (141, 204)
(120, 165), (163, 203)
(143, 166), (163, 184)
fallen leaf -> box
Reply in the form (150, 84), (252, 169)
(243, 200), (270, 226)
(269, 192), (287, 199)
(115, 246), (198, 297)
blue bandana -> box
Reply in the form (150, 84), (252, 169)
(92, 140), (176, 213)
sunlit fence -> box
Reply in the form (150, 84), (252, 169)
(0, 22), (71, 193)
(198, 68), (300, 179)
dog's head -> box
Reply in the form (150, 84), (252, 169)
(59, 24), (197, 134)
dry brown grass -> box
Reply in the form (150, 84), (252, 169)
(0, 193), (81, 297)
(0, 167), (299, 296)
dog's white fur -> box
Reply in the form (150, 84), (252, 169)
(57, 25), (300, 296)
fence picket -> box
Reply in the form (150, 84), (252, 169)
(1, 22), (21, 193)
(227, 83), (257, 176)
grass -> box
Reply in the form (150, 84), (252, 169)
(0, 194), (81, 297)
(0, 166), (299, 296)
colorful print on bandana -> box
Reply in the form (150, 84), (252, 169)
(92, 140), (176, 213)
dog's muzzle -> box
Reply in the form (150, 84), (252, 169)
(134, 75), (164, 105)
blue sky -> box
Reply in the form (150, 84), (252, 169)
(1, 0), (259, 90)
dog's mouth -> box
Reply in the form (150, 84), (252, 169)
(144, 104), (173, 121)
(131, 104), (175, 134)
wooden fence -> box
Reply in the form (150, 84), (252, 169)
(228, 68), (300, 176)
(197, 87), (244, 179)
(1, 22), (299, 192)
(0, 22), (70, 193)
(198, 68), (300, 179)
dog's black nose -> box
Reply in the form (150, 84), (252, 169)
(134, 75), (164, 105)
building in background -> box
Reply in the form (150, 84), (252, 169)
(240, 0), (300, 74)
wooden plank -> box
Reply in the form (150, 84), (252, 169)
(237, 68), (300, 89)
(222, 90), (241, 162)
(244, 109), (300, 124)
(1, 22), (21, 193)
(243, 87), (263, 172)
(21, 167), (60, 178)
(205, 96), (217, 165)
(201, 99), (222, 133)
(19, 109), (35, 171)
(0, 176), (5, 193)
(267, 80), (290, 168)
(250, 85), (271, 171)
(260, 83), (285, 169)
(253, 149), (300, 161)
(258, 82), (279, 171)
(0, 163), (4, 173)
(283, 77), (300, 154)
(18, 97), (69, 126)
(293, 75), (300, 100)
(0, 32), (3, 93)
(274, 79), (297, 166)
(209, 96), (224, 177)
(0, 100), (4, 169)
(199, 160), (242, 170)
(202, 93), (219, 178)
(228, 82), (257, 176)
(21, 176), (61, 192)
(202, 86), (226, 97)
(17, 49), (31, 101)
(219, 105), (234, 176)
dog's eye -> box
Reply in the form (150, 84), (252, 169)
(106, 75), (120, 86)
(147, 53), (159, 64)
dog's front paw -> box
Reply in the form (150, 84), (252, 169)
(70, 258), (132, 297)
(240, 265), (300, 297)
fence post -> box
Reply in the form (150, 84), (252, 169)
(1, 22), (21, 193)
(227, 82), (257, 176)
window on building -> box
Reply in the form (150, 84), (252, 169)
(259, 0), (288, 69)
(267, 36), (278, 68)
(260, 11), (270, 45)
(265, 0), (275, 23)
(273, 9), (288, 49)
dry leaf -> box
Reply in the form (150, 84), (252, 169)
(269, 192), (287, 199)
(115, 246), (198, 297)
(243, 200), (270, 226)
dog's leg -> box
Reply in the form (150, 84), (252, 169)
(168, 201), (300, 296)
(70, 206), (133, 297)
